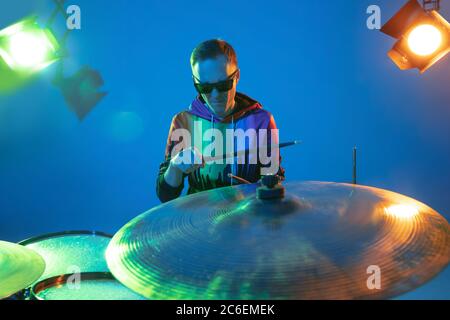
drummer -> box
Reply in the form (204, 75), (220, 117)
(156, 39), (285, 203)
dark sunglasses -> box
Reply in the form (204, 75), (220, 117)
(193, 69), (239, 94)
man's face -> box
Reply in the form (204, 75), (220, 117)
(192, 55), (240, 118)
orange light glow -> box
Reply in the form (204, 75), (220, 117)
(384, 204), (419, 219)
(407, 24), (443, 56)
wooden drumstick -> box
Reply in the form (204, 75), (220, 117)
(203, 140), (301, 163)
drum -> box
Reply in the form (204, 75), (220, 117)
(19, 230), (112, 297)
(31, 272), (146, 300)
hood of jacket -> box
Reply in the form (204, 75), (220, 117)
(187, 92), (262, 123)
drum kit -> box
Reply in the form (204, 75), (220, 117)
(0, 231), (144, 300)
(0, 142), (449, 300)
(1, 175), (449, 300)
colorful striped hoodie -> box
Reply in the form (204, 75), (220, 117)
(156, 92), (285, 203)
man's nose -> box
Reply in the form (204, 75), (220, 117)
(210, 88), (219, 98)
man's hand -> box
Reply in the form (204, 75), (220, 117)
(164, 147), (204, 188)
(171, 146), (205, 174)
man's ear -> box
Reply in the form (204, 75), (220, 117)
(236, 68), (241, 83)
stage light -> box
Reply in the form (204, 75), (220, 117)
(381, 0), (450, 73)
(0, 17), (59, 73)
(408, 24), (442, 55)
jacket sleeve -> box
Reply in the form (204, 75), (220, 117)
(156, 115), (186, 203)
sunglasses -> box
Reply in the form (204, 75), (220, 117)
(193, 69), (239, 94)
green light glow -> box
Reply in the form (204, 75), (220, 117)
(0, 17), (59, 73)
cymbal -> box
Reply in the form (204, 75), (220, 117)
(0, 241), (45, 299)
(106, 181), (450, 299)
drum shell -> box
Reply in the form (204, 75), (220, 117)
(18, 230), (112, 299)
(30, 272), (146, 300)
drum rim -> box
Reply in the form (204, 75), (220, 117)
(18, 230), (112, 246)
(31, 272), (115, 300)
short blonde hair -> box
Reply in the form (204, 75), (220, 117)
(190, 39), (238, 67)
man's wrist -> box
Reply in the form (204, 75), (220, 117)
(164, 163), (183, 188)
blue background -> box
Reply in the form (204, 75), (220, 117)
(0, 0), (449, 299)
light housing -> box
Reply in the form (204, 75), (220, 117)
(381, 0), (450, 73)
(0, 17), (60, 74)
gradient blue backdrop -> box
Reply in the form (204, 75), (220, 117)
(0, 0), (449, 299)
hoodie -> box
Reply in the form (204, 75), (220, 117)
(156, 92), (285, 203)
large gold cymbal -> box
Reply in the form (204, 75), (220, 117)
(106, 181), (450, 299)
(0, 241), (45, 299)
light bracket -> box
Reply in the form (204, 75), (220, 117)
(423, 0), (440, 12)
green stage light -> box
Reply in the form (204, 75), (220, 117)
(381, 0), (450, 73)
(0, 17), (60, 74)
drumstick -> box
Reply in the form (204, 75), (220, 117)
(227, 173), (252, 184)
(203, 140), (301, 163)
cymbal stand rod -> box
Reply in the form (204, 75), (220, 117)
(352, 146), (357, 184)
